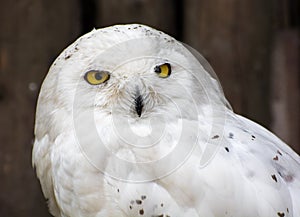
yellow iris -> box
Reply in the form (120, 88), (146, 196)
(154, 63), (171, 78)
(84, 70), (110, 85)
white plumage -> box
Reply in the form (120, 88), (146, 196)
(33, 24), (300, 217)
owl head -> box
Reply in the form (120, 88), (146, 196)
(37, 24), (228, 128)
(35, 24), (230, 179)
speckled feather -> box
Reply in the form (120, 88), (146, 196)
(33, 24), (300, 217)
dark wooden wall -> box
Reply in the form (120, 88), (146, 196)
(0, 1), (81, 216)
(0, 0), (299, 216)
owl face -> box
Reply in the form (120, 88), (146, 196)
(40, 24), (228, 140)
(35, 24), (229, 181)
(66, 36), (198, 121)
(56, 35), (204, 178)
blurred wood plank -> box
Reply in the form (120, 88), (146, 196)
(183, 0), (273, 127)
(0, 1), (81, 216)
(95, 0), (178, 37)
(271, 30), (300, 153)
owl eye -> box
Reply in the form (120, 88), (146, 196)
(84, 70), (110, 85)
(154, 63), (171, 78)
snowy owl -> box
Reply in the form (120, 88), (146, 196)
(33, 24), (300, 217)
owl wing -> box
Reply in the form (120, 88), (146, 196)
(233, 114), (300, 216)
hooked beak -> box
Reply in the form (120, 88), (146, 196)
(134, 89), (143, 117)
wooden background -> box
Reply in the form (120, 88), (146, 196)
(0, 0), (299, 216)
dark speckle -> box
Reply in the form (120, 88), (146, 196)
(141, 195), (146, 200)
(133, 27), (138, 29)
(212, 135), (219, 139)
(136, 199), (142, 205)
(283, 174), (294, 183)
(129, 205), (132, 209)
(160, 203), (164, 207)
(271, 174), (278, 182)
(277, 212), (285, 217)
(229, 132), (234, 139)
(64, 54), (71, 60)
(277, 150), (282, 156)
(251, 135), (255, 140)
(273, 155), (279, 161)
(287, 208), (289, 213)
(225, 147), (230, 152)
(117, 189), (119, 192)
(139, 209), (144, 215)
(158, 215), (164, 217)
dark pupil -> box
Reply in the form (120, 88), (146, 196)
(154, 66), (161, 74)
(95, 72), (103, 80)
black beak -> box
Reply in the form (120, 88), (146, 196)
(134, 91), (143, 117)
